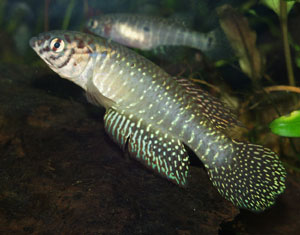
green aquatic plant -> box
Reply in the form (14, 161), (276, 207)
(62, 0), (76, 30)
(43, 0), (77, 31)
(0, 0), (6, 27)
(162, 0), (177, 9)
(215, 1), (300, 88)
(261, 0), (296, 15)
(270, 110), (300, 137)
(261, 0), (297, 86)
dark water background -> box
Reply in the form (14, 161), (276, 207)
(0, 0), (300, 234)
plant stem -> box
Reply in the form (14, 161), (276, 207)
(0, 0), (6, 27)
(44, 0), (50, 31)
(62, 0), (76, 30)
(264, 85), (300, 94)
(280, 0), (295, 86)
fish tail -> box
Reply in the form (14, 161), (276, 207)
(184, 30), (216, 52)
(195, 27), (234, 61)
(202, 139), (286, 211)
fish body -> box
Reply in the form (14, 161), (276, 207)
(29, 30), (286, 212)
(86, 14), (217, 52)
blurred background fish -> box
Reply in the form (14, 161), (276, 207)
(86, 13), (231, 60)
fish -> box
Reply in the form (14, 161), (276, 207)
(86, 13), (219, 52)
(29, 30), (286, 212)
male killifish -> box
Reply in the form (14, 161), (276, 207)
(29, 31), (286, 212)
(86, 14), (218, 52)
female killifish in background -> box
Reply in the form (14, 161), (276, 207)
(29, 30), (286, 212)
(86, 14), (219, 52)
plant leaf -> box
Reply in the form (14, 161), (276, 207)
(269, 110), (300, 137)
(217, 4), (264, 80)
(261, 0), (296, 16)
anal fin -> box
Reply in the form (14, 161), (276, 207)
(104, 108), (190, 186)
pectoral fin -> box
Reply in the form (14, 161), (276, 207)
(104, 108), (190, 186)
(85, 76), (115, 109)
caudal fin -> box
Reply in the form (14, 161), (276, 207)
(201, 27), (234, 61)
(205, 140), (286, 212)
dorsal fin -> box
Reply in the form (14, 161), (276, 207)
(167, 14), (194, 28)
(174, 77), (246, 138)
(104, 107), (190, 186)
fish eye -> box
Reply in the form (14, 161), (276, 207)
(50, 38), (65, 52)
(143, 26), (150, 32)
(89, 19), (98, 29)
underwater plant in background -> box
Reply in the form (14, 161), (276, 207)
(261, 0), (297, 86)
(216, 4), (264, 83)
(214, 2), (300, 159)
(216, 1), (299, 85)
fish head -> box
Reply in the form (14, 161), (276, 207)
(29, 30), (97, 89)
(86, 16), (112, 38)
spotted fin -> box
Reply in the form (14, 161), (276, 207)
(175, 77), (245, 133)
(205, 140), (286, 211)
(103, 108), (190, 186)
